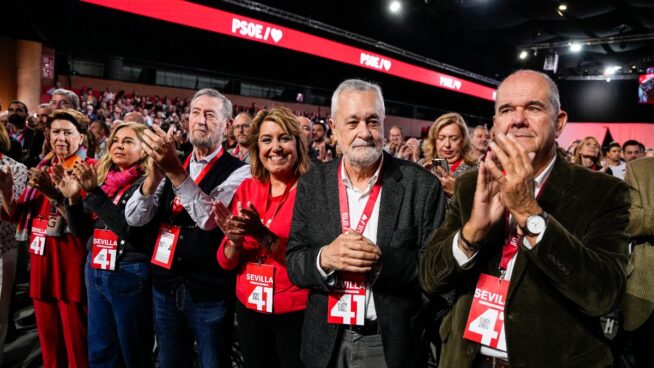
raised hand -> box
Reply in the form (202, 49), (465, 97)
(50, 163), (82, 200)
(0, 165), (14, 198)
(72, 161), (98, 192)
(484, 133), (541, 228)
(212, 200), (244, 247)
(28, 167), (59, 200)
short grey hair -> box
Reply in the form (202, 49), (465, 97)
(191, 88), (233, 122)
(496, 70), (561, 116)
(330, 79), (385, 119)
(52, 88), (80, 110)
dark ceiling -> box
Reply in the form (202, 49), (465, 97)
(241, 0), (654, 79)
(2, 0), (653, 122)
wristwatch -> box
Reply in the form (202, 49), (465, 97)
(522, 213), (548, 236)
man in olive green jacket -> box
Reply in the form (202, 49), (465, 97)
(420, 70), (630, 368)
(622, 157), (654, 368)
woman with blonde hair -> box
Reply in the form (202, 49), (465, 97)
(572, 136), (612, 175)
(421, 112), (478, 198)
(53, 121), (157, 367)
(212, 107), (310, 368)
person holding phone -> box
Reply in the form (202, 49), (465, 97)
(421, 112), (479, 200)
(213, 107), (310, 368)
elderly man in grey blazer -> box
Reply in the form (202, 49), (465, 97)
(286, 79), (446, 368)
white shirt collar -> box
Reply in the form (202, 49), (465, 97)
(340, 155), (384, 194)
(191, 145), (223, 164)
(534, 154), (557, 193)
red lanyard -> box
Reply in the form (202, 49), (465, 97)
(337, 162), (383, 234)
(112, 183), (132, 205)
(171, 149), (223, 215)
(261, 177), (298, 228)
(499, 173), (551, 276)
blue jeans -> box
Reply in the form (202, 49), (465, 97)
(152, 284), (233, 368)
(85, 258), (154, 368)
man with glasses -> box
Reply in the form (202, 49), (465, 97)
(49, 88), (80, 110)
(228, 112), (253, 163)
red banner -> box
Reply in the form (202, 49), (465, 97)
(81, 0), (496, 101)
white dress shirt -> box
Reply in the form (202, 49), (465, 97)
(317, 158), (384, 321)
(452, 155), (556, 360)
(125, 146), (251, 230)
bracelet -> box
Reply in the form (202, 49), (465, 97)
(459, 230), (481, 252)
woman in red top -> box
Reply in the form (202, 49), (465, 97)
(0, 109), (92, 368)
(421, 112), (479, 200)
(212, 107), (310, 368)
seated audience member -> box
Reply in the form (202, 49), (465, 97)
(623, 139), (645, 163)
(213, 107), (310, 368)
(572, 136), (612, 175)
(605, 141), (626, 179)
(228, 112), (254, 163)
(56, 122), (156, 367)
(621, 156), (654, 368)
(421, 112), (479, 200)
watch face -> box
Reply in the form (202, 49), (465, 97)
(527, 215), (546, 234)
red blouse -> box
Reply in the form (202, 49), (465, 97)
(217, 178), (308, 314)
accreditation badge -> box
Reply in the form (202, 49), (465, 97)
(244, 263), (274, 313)
(91, 229), (118, 271)
(463, 273), (509, 351)
(29, 219), (48, 256)
(150, 224), (180, 270)
(327, 272), (367, 326)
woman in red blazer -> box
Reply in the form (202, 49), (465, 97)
(213, 107), (311, 368)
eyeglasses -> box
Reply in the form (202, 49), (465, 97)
(49, 100), (71, 108)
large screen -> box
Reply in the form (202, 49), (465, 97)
(638, 73), (654, 104)
(81, 0), (496, 101)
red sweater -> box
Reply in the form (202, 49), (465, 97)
(217, 178), (308, 314)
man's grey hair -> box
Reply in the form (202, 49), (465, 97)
(38, 103), (52, 110)
(496, 70), (561, 115)
(52, 88), (80, 110)
(330, 79), (385, 119)
(191, 88), (233, 122)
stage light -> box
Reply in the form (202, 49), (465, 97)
(604, 65), (621, 75)
(558, 4), (568, 12)
(569, 42), (582, 52)
(519, 50), (528, 60)
(389, 1), (402, 13)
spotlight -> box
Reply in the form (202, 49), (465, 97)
(604, 65), (621, 76)
(569, 42), (582, 52)
(558, 4), (568, 11)
(389, 1), (401, 13)
(519, 50), (528, 60)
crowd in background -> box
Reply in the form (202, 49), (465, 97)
(0, 79), (652, 368)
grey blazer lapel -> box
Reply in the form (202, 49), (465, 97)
(377, 155), (404, 248)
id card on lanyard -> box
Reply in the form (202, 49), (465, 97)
(151, 224), (181, 269)
(242, 178), (297, 313)
(91, 184), (132, 271)
(171, 150), (223, 216)
(29, 218), (48, 256)
(327, 161), (382, 326)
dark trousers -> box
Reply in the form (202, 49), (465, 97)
(632, 312), (654, 368)
(235, 300), (304, 368)
(328, 329), (387, 368)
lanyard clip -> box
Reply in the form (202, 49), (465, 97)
(499, 268), (507, 283)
